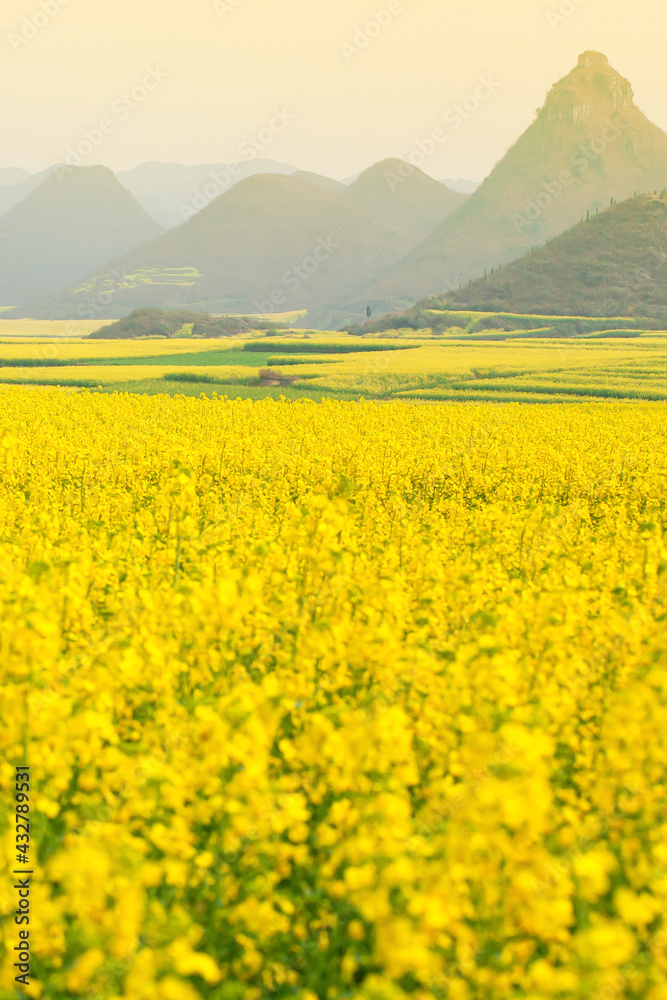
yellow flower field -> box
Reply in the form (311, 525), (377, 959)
(0, 365), (261, 387)
(2, 327), (667, 403)
(1, 388), (666, 1000)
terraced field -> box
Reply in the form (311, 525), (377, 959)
(0, 317), (665, 403)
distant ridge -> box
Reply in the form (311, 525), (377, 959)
(0, 168), (30, 188)
(441, 178), (480, 194)
(117, 159), (299, 229)
(0, 166), (55, 217)
(0, 166), (162, 307)
(292, 170), (346, 193)
(20, 173), (419, 319)
(352, 52), (667, 311)
(343, 158), (467, 239)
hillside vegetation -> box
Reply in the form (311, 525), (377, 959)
(441, 194), (667, 319)
(88, 308), (284, 339)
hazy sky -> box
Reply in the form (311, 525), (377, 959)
(2, 0), (667, 182)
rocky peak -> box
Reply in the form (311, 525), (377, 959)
(578, 50), (609, 69)
(540, 52), (635, 126)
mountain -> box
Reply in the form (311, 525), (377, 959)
(20, 174), (419, 319)
(0, 167), (55, 217)
(117, 159), (299, 229)
(0, 168), (30, 187)
(353, 52), (667, 311)
(437, 193), (667, 321)
(292, 170), (346, 193)
(0, 166), (163, 307)
(442, 178), (480, 194)
(343, 159), (467, 239)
